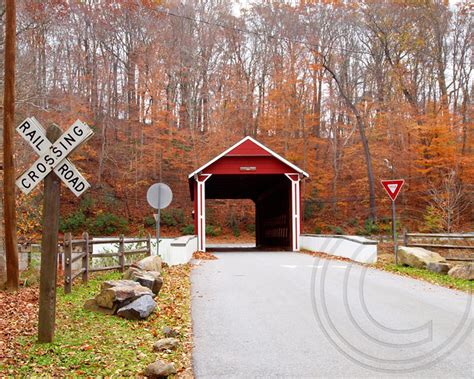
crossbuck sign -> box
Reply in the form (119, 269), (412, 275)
(16, 117), (94, 197)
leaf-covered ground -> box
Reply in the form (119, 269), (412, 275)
(0, 265), (193, 377)
(375, 257), (474, 293)
(301, 249), (473, 293)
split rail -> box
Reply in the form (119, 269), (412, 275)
(403, 232), (474, 262)
(63, 233), (152, 294)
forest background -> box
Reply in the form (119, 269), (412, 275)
(0, 0), (472, 241)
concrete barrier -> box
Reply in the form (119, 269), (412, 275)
(299, 234), (377, 264)
(160, 235), (197, 266)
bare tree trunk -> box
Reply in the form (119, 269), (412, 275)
(323, 62), (377, 221)
(3, 0), (19, 290)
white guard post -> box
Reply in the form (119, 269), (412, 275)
(196, 174), (212, 252)
(285, 174), (301, 251)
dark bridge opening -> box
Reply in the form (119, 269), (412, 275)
(204, 174), (291, 250)
(189, 137), (308, 252)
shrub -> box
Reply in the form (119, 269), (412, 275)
(206, 225), (222, 237)
(423, 206), (443, 232)
(79, 196), (94, 211)
(60, 211), (87, 234)
(160, 210), (177, 227)
(143, 216), (155, 227)
(303, 201), (314, 221)
(332, 226), (344, 235)
(89, 213), (128, 235)
(172, 209), (185, 225)
(313, 226), (322, 234)
(348, 218), (358, 226)
(364, 219), (380, 235)
(181, 224), (195, 235)
(246, 223), (256, 234)
(232, 224), (240, 237)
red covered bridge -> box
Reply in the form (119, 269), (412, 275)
(189, 137), (309, 252)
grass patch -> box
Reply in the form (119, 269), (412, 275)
(2, 266), (192, 377)
(381, 264), (473, 293)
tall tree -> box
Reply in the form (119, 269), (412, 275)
(3, 0), (18, 290)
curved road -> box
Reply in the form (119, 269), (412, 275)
(191, 252), (473, 378)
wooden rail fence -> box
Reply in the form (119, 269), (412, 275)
(403, 231), (474, 262)
(63, 232), (152, 294)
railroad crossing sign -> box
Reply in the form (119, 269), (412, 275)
(16, 117), (93, 196)
(381, 179), (405, 202)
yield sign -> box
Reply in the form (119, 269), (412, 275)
(381, 179), (405, 201)
(16, 117), (93, 197)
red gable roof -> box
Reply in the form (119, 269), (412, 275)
(226, 139), (271, 156)
(188, 136), (309, 178)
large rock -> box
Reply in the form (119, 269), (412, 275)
(398, 247), (446, 269)
(144, 359), (176, 378)
(124, 267), (163, 295)
(153, 338), (179, 352)
(95, 280), (153, 309)
(83, 298), (116, 315)
(448, 264), (474, 280)
(123, 267), (142, 280)
(426, 262), (451, 275)
(133, 256), (162, 273)
(117, 295), (157, 320)
(101, 279), (142, 290)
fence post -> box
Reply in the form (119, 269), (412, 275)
(82, 232), (89, 283)
(403, 229), (408, 246)
(57, 243), (63, 273)
(64, 233), (72, 294)
(119, 234), (125, 272)
(26, 244), (32, 268)
(146, 233), (152, 256)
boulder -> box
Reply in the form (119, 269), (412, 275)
(448, 264), (474, 281)
(123, 267), (142, 280)
(398, 247), (446, 269)
(162, 326), (179, 338)
(101, 279), (142, 290)
(124, 268), (163, 295)
(426, 262), (451, 275)
(153, 338), (179, 352)
(83, 298), (117, 315)
(144, 359), (176, 378)
(133, 256), (162, 273)
(95, 281), (153, 309)
(117, 295), (157, 320)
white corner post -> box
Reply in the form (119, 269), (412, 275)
(196, 174), (212, 252)
(285, 174), (301, 252)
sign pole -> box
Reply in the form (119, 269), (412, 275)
(156, 187), (161, 256)
(38, 125), (62, 343)
(381, 179), (405, 266)
(392, 200), (398, 265)
(146, 183), (173, 257)
(15, 117), (93, 343)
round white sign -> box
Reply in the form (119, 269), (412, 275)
(146, 183), (173, 210)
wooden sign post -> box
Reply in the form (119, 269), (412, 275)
(38, 125), (62, 343)
(16, 117), (93, 343)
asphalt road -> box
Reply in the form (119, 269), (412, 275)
(191, 252), (473, 378)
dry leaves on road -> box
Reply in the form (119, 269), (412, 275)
(193, 251), (218, 260)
